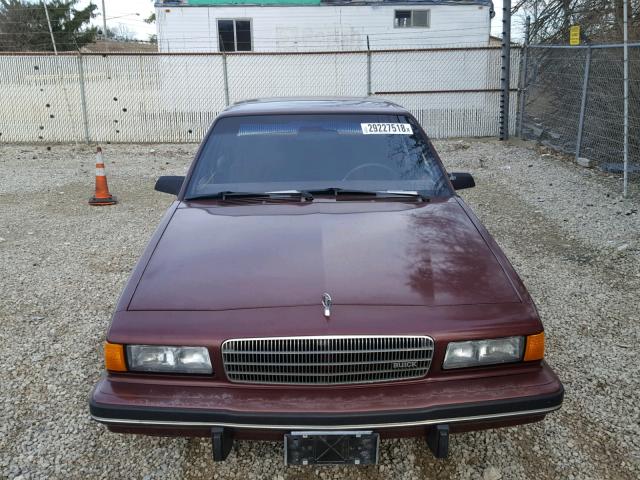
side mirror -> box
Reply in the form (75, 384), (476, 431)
(155, 175), (184, 195)
(449, 172), (475, 190)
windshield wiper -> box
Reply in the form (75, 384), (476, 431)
(185, 190), (313, 202)
(186, 188), (428, 202)
(308, 188), (429, 202)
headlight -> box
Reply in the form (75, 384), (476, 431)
(443, 336), (524, 370)
(127, 345), (212, 374)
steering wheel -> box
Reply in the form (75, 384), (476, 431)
(342, 163), (398, 181)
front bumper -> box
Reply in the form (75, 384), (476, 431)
(89, 362), (563, 436)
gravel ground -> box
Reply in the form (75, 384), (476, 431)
(0, 139), (638, 480)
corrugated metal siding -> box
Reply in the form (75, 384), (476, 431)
(80, 55), (226, 142)
(0, 48), (518, 143)
(0, 56), (85, 142)
(227, 53), (368, 101)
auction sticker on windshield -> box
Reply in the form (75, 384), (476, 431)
(361, 123), (413, 135)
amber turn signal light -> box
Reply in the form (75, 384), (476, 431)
(104, 342), (127, 372)
(524, 332), (545, 361)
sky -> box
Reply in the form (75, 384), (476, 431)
(490, 1), (527, 41)
(81, 0), (518, 43)
(81, 0), (156, 40)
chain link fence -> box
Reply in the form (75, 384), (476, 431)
(519, 44), (640, 190)
(0, 47), (518, 143)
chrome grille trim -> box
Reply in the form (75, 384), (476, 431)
(221, 335), (434, 385)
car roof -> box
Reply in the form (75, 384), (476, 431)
(219, 97), (410, 117)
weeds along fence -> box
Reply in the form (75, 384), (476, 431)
(518, 43), (640, 179)
(0, 47), (519, 143)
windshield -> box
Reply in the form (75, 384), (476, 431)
(186, 114), (451, 198)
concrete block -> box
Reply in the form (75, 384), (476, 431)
(577, 157), (593, 168)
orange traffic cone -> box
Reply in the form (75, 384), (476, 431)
(89, 146), (117, 206)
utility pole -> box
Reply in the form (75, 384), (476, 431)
(622, 0), (629, 197)
(499, 0), (511, 140)
(101, 0), (108, 37)
(43, 1), (57, 54)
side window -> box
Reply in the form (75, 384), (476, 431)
(217, 19), (252, 52)
(217, 20), (235, 52)
(394, 10), (411, 28)
(394, 10), (430, 28)
(235, 20), (252, 51)
(412, 10), (430, 28)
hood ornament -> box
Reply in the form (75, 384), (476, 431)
(322, 293), (332, 318)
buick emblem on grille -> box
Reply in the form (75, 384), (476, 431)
(322, 293), (332, 318)
(393, 361), (418, 369)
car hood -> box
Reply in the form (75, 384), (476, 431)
(128, 198), (520, 311)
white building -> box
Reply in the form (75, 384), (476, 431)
(155, 0), (494, 53)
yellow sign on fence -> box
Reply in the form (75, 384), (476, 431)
(570, 25), (581, 46)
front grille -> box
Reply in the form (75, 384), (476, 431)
(221, 336), (434, 385)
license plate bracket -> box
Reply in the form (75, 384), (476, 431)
(284, 430), (379, 465)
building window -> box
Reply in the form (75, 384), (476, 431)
(394, 10), (430, 28)
(217, 19), (252, 52)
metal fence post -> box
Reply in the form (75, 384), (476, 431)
(622, 0), (629, 197)
(499, 0), (511, 140)
(366, 35), (372, 96)
(575, 46), (592, 160)
(76, 53), (90, 143)
(517, 17), (530, 139)
(221, 52), (230, 107)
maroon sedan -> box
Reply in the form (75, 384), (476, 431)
(90, 97), (563, 465)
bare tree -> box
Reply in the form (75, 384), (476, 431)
(111, 23), (135, 41)
(514, 0), (639, 43)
